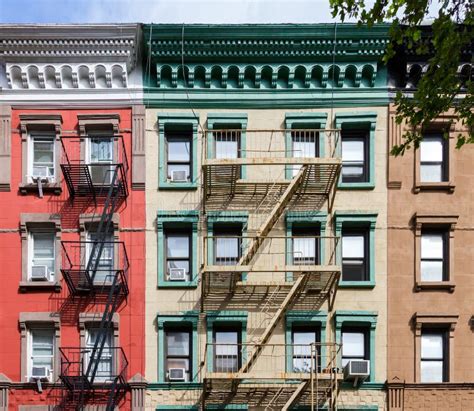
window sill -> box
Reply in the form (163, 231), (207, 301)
(338, 182), (375, 190)
(19, 281), (61, 293)
(19, 182), (62, 195)
(150, 381), (202, 390)
(339, 281), (375, 289)
(158, 182), (198, 190)
(157, 280), (198, 288)
(415, 281), (455, 292)
(414, 182), (455, 193)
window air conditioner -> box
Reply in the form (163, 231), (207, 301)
(31, 366), (51, 381)
(32, 166), (51, 181)
(171, 170), (188, 182)
(343, 360), (370, 385)
(168, 368), (186, 381)
(31, 265), (50, 281)
(168, 268), (186, 281)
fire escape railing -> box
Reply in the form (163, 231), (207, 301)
(59, 135), (129, 410)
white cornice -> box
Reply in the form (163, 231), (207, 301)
(0, 24), (140, 71)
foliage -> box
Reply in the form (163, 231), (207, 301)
(330, 0), (473, 155)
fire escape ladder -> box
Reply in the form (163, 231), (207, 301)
(282, 381), (309, 411)
(239, 274), (306, 373)
(239, 165), (308, 266)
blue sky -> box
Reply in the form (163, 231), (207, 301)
(0, 0), (339, 24)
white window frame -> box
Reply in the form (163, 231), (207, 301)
(28, 327), (55, 381)
(28, 132), (56, 183)
(420, 135), (446, 183)
(85, 327), (114, 382)
(29, 231), (56, 281)
(85, 131), (115, 185)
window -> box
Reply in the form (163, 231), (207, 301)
(31, 135), (55, 180)
(421, 231), (448, 282)
(214, 224), (242, 266)
(292, 226), (320, 265)
(291, 130), (318, 176)
(165, 327), (192, 382)
(421, 331), (447, 382)
(341, 328), (369, 368)
(165, 229), (191, 281)
(30, 232), (55, 281)
(214, 129), (240, 160)
(87, 231), (114, 283)
(85, 327), (113, 382)
(342, 228), (368, 282)
(292, 326), (320, 372)
(88, 135), (114, 184)
(29, 328), (54, 380)
(166, 130), (192, 182)
(341, 130), (368, 183)
(420, 135), (447, 183)
(213, 325), (241, 372)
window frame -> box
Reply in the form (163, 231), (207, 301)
(158, 114), (199, 190)
(164, 228), (192, 282)
(85, 325), (115, 382)
(212, 223), (243, 266)
(420, 329), (449, 383)
(341, 227), (369, 283)
(419, 134), (448, 184)
(164, 326), (192, 383)
(341, 326), (370, 368)
(291, 324), (321, 373)
(291, 225), (321, 266)
(165, 129), (193, 183)
(29, 231), (56, 282)
(334, 212), (377, 288)
(341, 129), (369, 184)
(28, 327), (55, 382)
(420, 229), (448, 282)
(30, 133), (56, 182)
(212, 323), (242, 373)
(335, 112), (377, 190)
(414, 214), (458, 291)
(157, 211), (199, 288)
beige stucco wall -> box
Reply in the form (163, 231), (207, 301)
(144, 107), (388, 408)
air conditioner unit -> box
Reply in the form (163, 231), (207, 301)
(32, 166), (51, 181)
(168, 268), (186, 281)
(171, 170), (188, 182)
(31, 265), (50, 281)
(343, 360), (370, 385)
(168, 368), (186, 381)
(31, 366), (51, 380)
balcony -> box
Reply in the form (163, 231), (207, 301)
(61, 241), (129, 296)
(203, 342), (342, 408)
(201, 235), (340, 310)
(202, 129), (341, 211)
(60, 135), (129, 200)
(59, 346), (128, 394)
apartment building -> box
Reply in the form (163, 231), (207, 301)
(143, 24), (390, 410)
(0, 25), (146, 409)
(386, 36), (474, 410)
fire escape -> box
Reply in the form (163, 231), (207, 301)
(201, 128), (343, 410)
(58, 136), (129, 410)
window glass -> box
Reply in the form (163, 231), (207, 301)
(421, 333), (445, 383)
(168, 140), (190, 162)
(86, 328), (113, 381)
(32, 136), (55, 178)
(166, 132), (192, 182)
(90, 138), (113, 162)
(214, 225), (242, 265)
(31, 329), (54, 377)
(32, 233), (55, 277)
(421, 233), (445, 282)
(88, 231), (114, 282)
(342, 235), (364, 259)
(420, 136), (445, 183)
(167, 235), (189, 258)
(342, 330), (367, 367)
(342, 139), (365, 180)
(165, 329), (191, 382)
(291, 131), (318, 176)
(342, 229), (368, 282)
(215, 132), (239, 159)
(214, 329), (239, 372)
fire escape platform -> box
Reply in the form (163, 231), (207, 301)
(202, 159), (341, 210)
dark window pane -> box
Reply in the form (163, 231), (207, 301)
(341, 131), (368, 183)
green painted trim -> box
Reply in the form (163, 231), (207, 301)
(206, 113), (248, 179)
(333, 310), (378, 382)
(143, 89), (389, 109)
(285, 112), (328, 178)
(335, 112), (377, 189)
(206, 311), (248, 372)
(157, 210), (199, 288)
(156, 404), (248, 410)
(156, 311), (200, 383)
(156, 406), (197, 410)
(158, 113), (199, 190)
(285, 311), (327, 372)
(148, 382), (202, 390)
(291, 407), (378, 411)
(206, 211), (249, 281)
(334, 212), (377, 287)
(285, 211), (328, 281)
